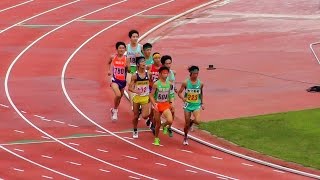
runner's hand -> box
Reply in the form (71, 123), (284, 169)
(107, 71), (111, 76)
(201, 104), (205, 110)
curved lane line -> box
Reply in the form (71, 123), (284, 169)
(5, 0), (158, 179)
(0, 0), (34, 13)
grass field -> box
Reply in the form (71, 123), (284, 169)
(199, 108), (320, 169)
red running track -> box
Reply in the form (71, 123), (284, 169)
(0, 0), (318, 179)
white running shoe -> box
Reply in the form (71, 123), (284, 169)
(133, 131), (138, 139)
(111, 108), (118, 121)
(183, 137), (189, 145)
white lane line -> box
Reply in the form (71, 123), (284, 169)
(18, 24), (60, 27)
(42, 136), (51, 140)
(129, 176), (140, 180)
(14, 130), (24, 134)
(0, 0), (34, 13)
(217, 177), (228, 180)
(185, 169), (198, 174)
(99, 169), (110, 173)
(97, 149), (108, 153)
(124, 136), (134, 140)
(0, 0), (80, 34)
(68, 142), (79, 146)
(180, 149), (193, 153)
(13, 148), (24, 152)
(0, 104), (9, 108)
(242, 163), (254, 167)
(53, 120), (65, 124)
(41, 118), (51, 122)
(20, 110), (27, 113)
(13, 168), (24, 172)
(66, 161), (81, 166)
(61, 0), (238, 179)
(34, 115), (45, 119)
(155, 163), (167, 167)
(67, 124), (78, 128)
(0, 146), (77, 179)
(41, 155), (53, 159)
(123, 155), (138, 160)
(211, 156), (223, 160)
(273, 169), (285, 174)
(42, 175), (53, 179)
(95, 130), (106, 134)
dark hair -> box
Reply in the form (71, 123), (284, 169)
(143, 43), (152, 50)
(116, 41), (126, 49)
(188, 65), (199, 76)
(161, 55), (172, 65)
(128, 29), (139, 38)
(135, 56), (145, 66)
(159, 66), (170, 73)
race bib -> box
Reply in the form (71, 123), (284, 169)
(136, 81), (149, 96)
(157, 91), (168, 102)
(186, 92), (198, 103)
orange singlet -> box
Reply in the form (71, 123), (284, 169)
(112, 55), (127, 81)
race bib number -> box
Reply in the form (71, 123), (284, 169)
(186, 93), (198, 103)
(114, 67), (125, 75)
(157, 92), (168, 102)
(136, 81), (149, 95)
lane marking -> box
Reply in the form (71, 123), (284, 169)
(53, 120), (65, 124)
(42, 136), (51, 140)
(155, 163), (167, 167)
(242, 163), (254, 167)
(1, 130), (151, 146)
(0, 104), (9, 108)
(0, 0), (34, 13)
(97, 149), (108, 153)
(42, 175), (53, 179)
(41, 155), (53, 159)
(123, 155), (138, 160)
(0, 145), (77, 179)
(99, 169), (110, 173)
(129, 176), (140, 180)
(211, 156), (223, 160)
(34, 115), (45, 119)
(66, 161), (81, 166)
(20, 110), (27, 113)
(0, 0), (80, 34)
(180, 149), (193, 153)
(13, 148), (24, 152)
(41, 118), (51, 122)
(67, 124), (78, 128)
(68, 142), (79, 146)
(273, 169), (285, 174)
(185, 169), (198, 174)
(14, 130), (24, 134)
(13, 168), (24, 172)
(124, 136), (134, 140)
(18, 24), (60, 27)
(217, 177), (228, 180)
(95, 130), (106, 134)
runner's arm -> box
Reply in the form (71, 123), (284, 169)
(128, 74), (138, 93)
(200, 83), (205, 109)
(177, 81), (187, 102)
(107, 55), (113, 76)
(149, 83), (157, 107)
(173, 70), (178, 93)
(125, 55), (130, 73)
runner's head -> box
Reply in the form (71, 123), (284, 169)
(152, 52), (161, 66)
(158, 66), (170, 80)
(143, 43), (152, 57)
(128, 29), (139, 44)
(115, 41), (126, 55)
(136, 56), (146, 70)
(188, 65), (199, 79)
(161, 55), (172, 69)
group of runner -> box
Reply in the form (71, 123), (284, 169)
(107, 30), (204, 146)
